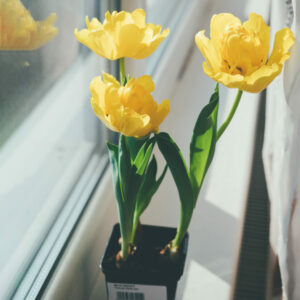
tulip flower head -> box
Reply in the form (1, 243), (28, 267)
(195, 13), (294, 93)
(0, 0), (58, 50)
(74, 9), (169, 60)
(90, 72), (170, 137)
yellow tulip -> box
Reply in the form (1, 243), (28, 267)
(74, 9), (169, 60)
(90, 72), (170, 137)
(195, 13), (295, 93)
(0, 0), (58, 50)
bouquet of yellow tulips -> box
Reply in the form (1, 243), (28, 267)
(75, 8), (294, 299)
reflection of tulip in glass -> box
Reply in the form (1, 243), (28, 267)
(90, 72), (170, 137)
(74, 9), (169, 60)
(195, 13), (295, 93)
(0, 0), (58, 50)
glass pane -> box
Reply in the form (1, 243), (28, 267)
(146, 0), (192, 74)
(0, 0), (106, 297)
(0, 0), (100, 145)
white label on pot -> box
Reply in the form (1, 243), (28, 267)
(107, 282), (167, 300)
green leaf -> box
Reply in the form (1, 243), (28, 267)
(134, 156), (167, 219)
(118, 135), (132, 203)
(189, 84), (219, 205)
(107, 142), (123, 205)
(135, 142), (154, 175)
(107, 142), (130, 251)
(127, 136), (149, 161)
(156, 132), (195, 247)
(156, 133), (194, 213)
(118, 135), (146, 211)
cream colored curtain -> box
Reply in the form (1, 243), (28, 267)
(263, 0), (300, 299)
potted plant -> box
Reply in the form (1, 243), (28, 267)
(74, 9), (294, 300)
(75, 9), (187, 300)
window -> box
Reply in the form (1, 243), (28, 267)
(146, 0), (194, 75)
(0, 0), (111, 298)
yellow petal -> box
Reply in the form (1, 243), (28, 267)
(243, 64), (281, 92)
(108, 11), (132, 28)
(205, 62), (282, 93)
(102, 72), (120, 88)
(204, 65), (244, 90)
(151, 99), (170, 131)
(243, 13), (270, 63)
(90, 29), (116, 59)
(74, 28), (98, 53)
(142, 24), (163, 43)
(134, 28), (169, 59)
(268, 27), (295, 66)
(131, 9), (146, 28)
(104, 85), (121, 112)
(210, 13), (241, 42)
(195, 30), (220, 71)
(90, 76), (106, 111)
(116, 24), (144, 57)
(135, 75), (155, 92)
(104, 11), (112, 23)
(111, 108), (151, 137)
(86, 16), (102, 30)
(90, 97), (117, 132)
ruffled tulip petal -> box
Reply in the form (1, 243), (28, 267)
(91, 30), (116, 59)
(135, 75), (155, 92)
(91, 102), (117, 132)
(268, 28), (295, 66)
(132, 9), (146, 28)
(195, 30), (220, 71)
(210, 13), (241, 42)
(203, 62), (244, 90)
(111, 108), (151, 137)
(102, 72), (120, 87)
(74, 28), (101, 55)
(134, 29), (169, 59)
(206, 63), (282, 93)
(152, 99), (170, 130)
(244, 64), (281, 92)
(86, 16), (102, 30)
(243, 13), (270, 63)
(117, 24), (145, 57)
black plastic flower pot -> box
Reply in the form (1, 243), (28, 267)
(100, 224), (189, 300)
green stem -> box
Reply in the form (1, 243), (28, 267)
(171, 207), (193, 249)
(121, 238), (130, 260)
(216, 89), (243, 141)
(130, 213), (139, 244)
(119, 57), (126, 86)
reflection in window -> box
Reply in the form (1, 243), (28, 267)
(146, 0), (192, 74)
(0, 0), (107, 298)
(0, 0), (58, 50)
